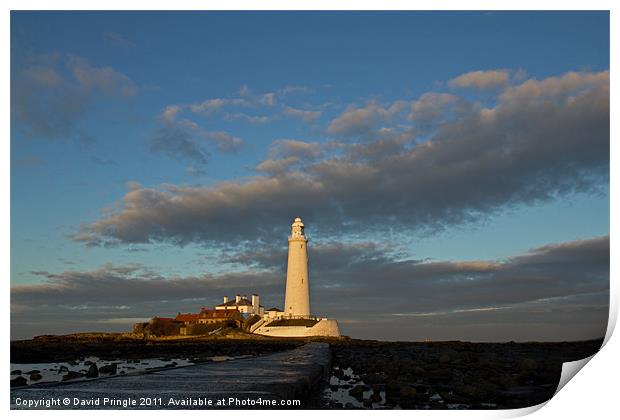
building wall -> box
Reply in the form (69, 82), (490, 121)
(215, 304), (253, 314)
(264, 310), (285, 320)
(255, 319), (340, 337)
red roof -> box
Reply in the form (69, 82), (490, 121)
(152, 317), (176, 322)
(175, 313), (201, 322)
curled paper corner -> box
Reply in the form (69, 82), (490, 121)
(492, 401), (548, 419)
(554, 355), (595, 396)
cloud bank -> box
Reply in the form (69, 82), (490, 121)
(12, 236), (609, 341)
(72, 70), (609, 247)
(12, 53), (137, 139)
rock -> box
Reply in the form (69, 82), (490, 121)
(385, 380), (404, 404)
(412, 366), (425, 375)
(86, 363), (99, 378)
(498, 374), (519, 388)
(25, 370), (40, 375)
(457, 379), (498, 401)
(11, 376), (28, 387)
(84, 360), (93, 366)
(371, 390), (382, 403)
(457, 384), (481, 399)
(399, 385), (417, 398)
(440, 391), (469, 404)
(439, 349), (459, 364)
(385, 380), (404, 392)
(519, 358), (538, 373)
(398, 387), (419, 409)
(424, 366), (452, 381)
(99, 363), (118, 375)
(361, 372), (387, 384)
(11, 370), (22, 375)
(62, 371), (85, 381)
(429, 401), (446, 409)
(349, 384), (366, 402)
(362, 398), (373, 408)
(329, 384), (339, 391)
(58, 365), (69, 373)
(29, 373), (43, 381)
(477, 352), (498, 367)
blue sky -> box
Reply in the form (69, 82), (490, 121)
(11, 11), (610, 340)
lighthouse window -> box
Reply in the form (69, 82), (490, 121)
(301, 244), (303, 248)
(302, 278), (304, 284)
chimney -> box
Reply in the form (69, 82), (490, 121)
(252, 294), (259, 314)
(235, 294), (241, 303)
(223, 296), (228, 304)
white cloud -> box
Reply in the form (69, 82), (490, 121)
(448, 69), (510, 90)
(283, 106), (321, 122)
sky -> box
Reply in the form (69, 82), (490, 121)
(10, 11), (610, 341)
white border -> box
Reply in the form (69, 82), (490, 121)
(4, 1), (617, 420)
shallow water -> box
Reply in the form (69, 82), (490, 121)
(10, 354), (250, 386)
(322, 366), (387, 409)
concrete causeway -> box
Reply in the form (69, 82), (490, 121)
(11, 342), (331, 409)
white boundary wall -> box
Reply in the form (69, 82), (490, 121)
(255, 319), (341, 337)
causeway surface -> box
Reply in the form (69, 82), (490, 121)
(11, 342), (331, 409)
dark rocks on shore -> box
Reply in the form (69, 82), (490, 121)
(518, 358), (538, 373)
(370, 390), (382, 403)
(10, 334), (303, 367)
(25, 370), (40, 375)
(11, 376), (28, 387)
(439, 349), (460, 364)
(29, 373), (43, 381)
(62, 371), (85, 381)
(86, 363), (99, 378)
(361, 372), (387, 384)
(328, 338), (603, 410)
(99, 363), (118, 375)
(349, 384), (365, 402)
(11, 370), (22, 375)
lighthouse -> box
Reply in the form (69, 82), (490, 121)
(284, 217), (310, 317)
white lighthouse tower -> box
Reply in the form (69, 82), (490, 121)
(252, 216), (341, 337)
(284, 217), (310, 317)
